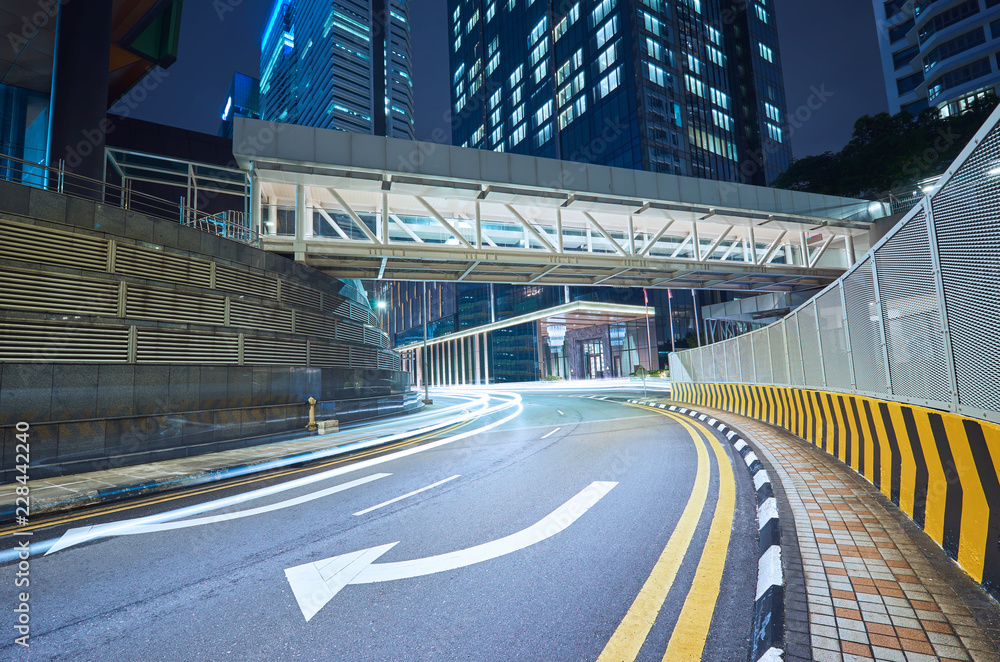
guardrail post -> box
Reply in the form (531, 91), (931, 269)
(869, 252), (894, 396)
(923, 198), (960, 413)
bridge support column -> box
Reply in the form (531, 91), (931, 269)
(474, 334), (481, 385)
(251, 174), (262, 236)
(446, 341), (452, 386)
(460, 337), (466, 385)
(482, 333), (489, 385)
(268, 200), (277, 235)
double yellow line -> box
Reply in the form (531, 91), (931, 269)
(598, 405), (736, 662)
(0, 419), (469, 537)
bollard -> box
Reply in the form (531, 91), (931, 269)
(306, 396), (318, 431)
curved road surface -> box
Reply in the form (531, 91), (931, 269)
(2, 386), (760, 661)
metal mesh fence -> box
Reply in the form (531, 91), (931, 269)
(671, 105), (1000, 424)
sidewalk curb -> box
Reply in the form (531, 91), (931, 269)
(628, 400), (785, 662)
(1, 420), (451, 523)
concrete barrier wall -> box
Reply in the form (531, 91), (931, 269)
(0, 179), (416, 481)
(671, 382), (1000, 601)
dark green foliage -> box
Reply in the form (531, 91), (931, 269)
(772, 95), (999, 198)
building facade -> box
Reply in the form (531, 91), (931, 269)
(260, 0), (414, 138)
(448, 0), (792, 185)
(219, 73), (262, 139)
(874, 0), (1000, 116)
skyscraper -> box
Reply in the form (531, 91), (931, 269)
(260, 0), (414, 139)
(448, 0), (792, 185)
(873, 0), (1000, 117)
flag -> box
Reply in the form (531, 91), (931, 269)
(643, 288), (648, 306)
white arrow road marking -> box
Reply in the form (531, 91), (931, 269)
(46, 473), (391, 555)
(557, 410), (565, 415)
(353, 475), (460, 516)
(540, 427), (561, 439)
(285, 480), (617, 621)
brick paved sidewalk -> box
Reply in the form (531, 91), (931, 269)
(658, 400), (1000, 662)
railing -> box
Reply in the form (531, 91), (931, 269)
(0, 151), (260, 247)
(877, 175), (942, 216)
(671, 105), (1000, 427)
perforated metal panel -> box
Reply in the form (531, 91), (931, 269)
(738, 333), (754, 383)
(799, 302), (824, 387)
(0, 219), (107, 272)
(115, 244), (212, 288)
(876, 209), (952, 405)
(704, 344), (717, 382)
(0, 268), (119, 318)
(843, 259), (888, 395)
(786, 313), (805, 386)
(244, 338), (308, 365)
(0, 320), (128, 361)
(724, 339), (739, 382)
(136, 329), (238, 364)
(932, 124), (1000, 413)
(768, 321), (788, 385)
(753, 330), (771, 384)
(677, 350), (695, 380)
(229, 300), (293, 333)
(816, 286), (852, 390)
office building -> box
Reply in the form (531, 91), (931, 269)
(260, 0), (414, 138)
(448, 0), (792, 185)
(874, 0), (1000, 116)
(219, 73), (262, 138)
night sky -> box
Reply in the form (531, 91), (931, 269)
(131, 0), (888, 159)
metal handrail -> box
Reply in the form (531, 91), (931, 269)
(0, 151), (260, 247)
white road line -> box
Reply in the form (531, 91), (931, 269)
(353, 475), (461, 516)
(540, 427), (561, 439)
(286, 481), (618, 620)
(557, 410), (565, 415)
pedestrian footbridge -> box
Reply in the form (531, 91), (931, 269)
(233, 118), (884, 293)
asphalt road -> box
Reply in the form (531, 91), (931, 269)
(1, 386), (759, 661)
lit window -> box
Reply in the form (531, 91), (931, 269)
(511, 123), (526, 145)
(706, 44), (724, 67)
(640, 12), (661, 37)
(532, 60), (548, 84)
(597, 40), (619, 74)
(759, 43), (773, 62)
(554, 3), (580, 41)
(490, 107), (502, 126)
(453, 64), (465, 84)
(535, 122), (553, 146)
(765, 102), (780, 122)
(466, 10), (479, 33)
(534, 100), (553, 126)
(510, 65), (524, 87)
(596, 66), (621, 99)
(512, 103), (525, 125)
(647, 62), (670, 88)
(511, 84), (522, 105)
(685, 74), (706, 98)
(707, 26), (721, 45)
(454, 94), (466, 114)
(487, 52), (500, 75)
(486, 2), (496, 21)
(529, 16), (548, 45)
(472, 125), (484, 144)
(766, 122), (783, 143)
(686, 53), (703, 75)
(530, 39), (549, 67)
(597, 16), (619, 46)
(492, 126), (504, 144)
(489, 88), (502, 108)
(712, 109), (733, 131)
(755, 4), (768, 23)
(711, 87), (730, 109)
(591, 0), (616, 28)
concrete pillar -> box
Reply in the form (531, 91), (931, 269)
(295, 185), (306, 241)
(47, 0), (113, 188)
(482, 333), (489, 385)
(446, 341), (452, 386)
(268, 200), (278, 235)
(416, 347), (423, 388)
(460, 337), (466, 385)
(474, 334), (481, 385)
(251, 174), (262, 236)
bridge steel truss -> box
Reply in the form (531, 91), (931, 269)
(234, 119), (881, 294)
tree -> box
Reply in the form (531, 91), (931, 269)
(772, 95), (999, 199)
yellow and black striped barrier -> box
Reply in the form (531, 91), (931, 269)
(672, 382), (1000, 601)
